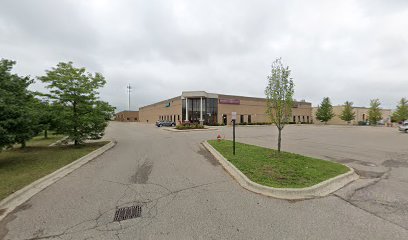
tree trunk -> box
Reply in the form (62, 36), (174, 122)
(44, 129), (48, 139)
(21, 141), (26, 149)
(73, 101), (78, 146)
(277, 128), (282, 152)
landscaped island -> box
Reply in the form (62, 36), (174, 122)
(208, 140), (349, 188)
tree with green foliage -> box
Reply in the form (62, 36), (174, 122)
(39, 62), (114, 145)
(265, 58), (294, 153)
(368, 99), (382, 125)
(315, 97), (335, 124)
(33, 98), (58, 139)
(339, 101), (356, 124)
(0, 59), (40, 149)
(392, 98), (408, 122)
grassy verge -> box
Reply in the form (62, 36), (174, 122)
(208, 140), (349, 188)
(0, 136), (109, 201)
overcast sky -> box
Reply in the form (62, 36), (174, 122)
(1, 0), (407, 111)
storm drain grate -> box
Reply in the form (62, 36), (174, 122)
(114, 205), (142, 222)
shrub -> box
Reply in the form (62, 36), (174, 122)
(175, 122), (205, 130)
(358, 121), (367, 126)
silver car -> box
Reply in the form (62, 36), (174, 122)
(399, 122), (408, 133)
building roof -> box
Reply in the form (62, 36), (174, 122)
(115, 110), (139, 114)
(139, 91), (312, 109)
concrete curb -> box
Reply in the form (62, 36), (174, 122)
(0, 140), (116, 222)
(162, 127), (218, 132)
(202, 141), (359, 200)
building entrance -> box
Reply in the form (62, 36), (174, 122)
(182, 97), (218, 125)
(222, 114), (227, 125)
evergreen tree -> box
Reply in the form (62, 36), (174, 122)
(39, 62), (114, 145)
(339, 101), (356, 124)
(315, 97), (335, 124)
(368, 99), (382, 125)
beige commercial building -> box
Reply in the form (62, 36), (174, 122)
(139, 91), (312, 125)
(115, 111), (139, 122)
(312, 106), (392, 125)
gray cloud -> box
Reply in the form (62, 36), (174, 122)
(1, 0), (407, 111)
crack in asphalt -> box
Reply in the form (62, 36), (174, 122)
(19, 180), (227, 240)
(333, 167), (408, 232)
(334, 194), (408, 232)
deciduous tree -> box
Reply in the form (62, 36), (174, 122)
(339, 101), (356, 124)
(39, 62), (114, 145)
(368, 99), (382, 125)
(392, 98), (408, 122)
(265, 58), (294, 153)
(0, 59), (40, 149)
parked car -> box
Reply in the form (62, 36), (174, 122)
(156, 120), (176, 127)
(398, 122), (408, 133)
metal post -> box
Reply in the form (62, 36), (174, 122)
(127, 84), (132, 111)
(185, 98), (188, 122)
(233, 119), (236, 155)
(200, 97), (203, 125)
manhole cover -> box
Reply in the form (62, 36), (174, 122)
(114, 205), (142, 222)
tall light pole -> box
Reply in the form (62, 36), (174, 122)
(127, 84), (132, 111)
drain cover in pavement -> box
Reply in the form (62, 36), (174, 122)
(114, 205), (142, 222)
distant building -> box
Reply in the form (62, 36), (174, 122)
(115, 111), (139, 122)
(312, 106), (392, 125)
(138, 91), (313, 125)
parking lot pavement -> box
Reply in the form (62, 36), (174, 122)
(1, 122), (407, 239)
(225, 124), (408, 230)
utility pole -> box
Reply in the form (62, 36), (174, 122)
(127, 84), (132, 111)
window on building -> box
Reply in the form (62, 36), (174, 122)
(298, 116), (300, 122)
(127, 118), (130, 121)
(240, 115), (244, 123)
(303, 116), (305, 122)
(135, 118), (137, 121)
(307, 116), (309, 123)
(293, 116), (296, 122)
(178, 115), (180, 121)
(248, 115), (251, 124)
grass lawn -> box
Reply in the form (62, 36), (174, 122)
(0, 135), (108, 201)
(208, 140), (349, 188)
(25, 133), (65, 147)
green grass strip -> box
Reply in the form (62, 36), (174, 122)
(0, 136), (108, 201)
(208, 140), (349, 188)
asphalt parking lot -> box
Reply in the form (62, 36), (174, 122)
(232, 124), (408, 231)
(1, 122), (407, 239)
